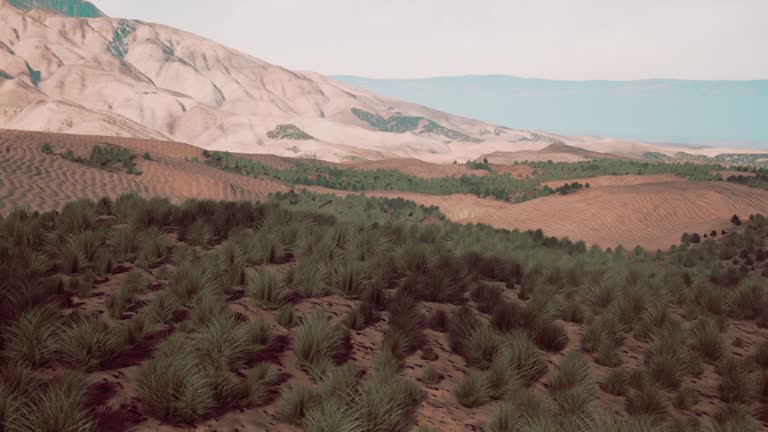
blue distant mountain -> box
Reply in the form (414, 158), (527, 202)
(333, 75), (768, 149)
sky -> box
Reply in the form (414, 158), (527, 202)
(96, 0), (768, 81)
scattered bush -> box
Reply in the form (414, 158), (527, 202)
(246, 363), (278, 406)
(136, 337), (217, 422)
(292, 311), (347, 368)
(57, 315), (119, 370)
(454, 370), (491, 408)
(32, 373), (95, 432)
(277, 304), (296, 328)
(600, 368), (629, 396)
(547, 352), (595, 415)
(422, 365), (440, 385)
(277, 385), (318, 425)
(2, 305), (59, 367)
(625, 381), (668, 419)
(247, 269), (288, 309)
(690, 319), (724, 362)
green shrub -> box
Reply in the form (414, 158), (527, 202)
(488, 396), (547, 432)
(246, 363), (278, 406)
(292, 311), (347, 368)
(136, 227), (168, 269)
(2, 305), (59, 367)
(464, 325), (501, 369)
(673, 385), (699, 411)
(547, 352), (595, 415)
(345, 300), (378, 331)
(145, 291), (178, 324)
(485, 358), (522, 400)
(494, 331), (548, 386)
(304, 398), (362, 432)
(60, 242), (84, 274)
(420, 345), (438, 361)
(428, 308), (449, 332)
(56, 316), (119, 370)
(625, 381), (668, 419)
(292, 260), (328, 298)
(247, 269), (288, 309)
(31, 373), (95, 432)
(690, 319), (723, 362)
(448, 305), (482, 356)
(136, 337), (217, 422)
(40, 143), (53, 154)
(277, 385), (318, 425)
(277, 304), (296, 328)
(107, 270), (145, 319)
(471, 282), (503, 314)
(454, 370), (491, 407)
(186, 219), (212, 247)
(753, 340), (768, 369)
(186, 290), (230, 329)
(329, 260), (368, 299)
(356, 374), (421, 432)
(647, 327), (690, 389)
(717, 356), (755, 403)
(561, 300), (586, 323)
(316, 364), (358, 402)
(169, 261), (210, 303)
(382, 292), (425, 358)
(600, 368), (629, 396)
(422, 365), (440, 385)
(532, 319), (569, 352)
(194, 314), (253, 371)
(491, 301), (522, 333)
(248, 316), (274, 349)
(712, 404), (759, 432)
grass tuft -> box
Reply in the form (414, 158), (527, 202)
(292, 311), (347, 368)
(57, 315), (120, 370)
(454, 370), (491, 408)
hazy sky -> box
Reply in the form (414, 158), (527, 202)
(97, 0), (768, 80)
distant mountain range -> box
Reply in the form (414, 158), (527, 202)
(334, 75), (768, 149)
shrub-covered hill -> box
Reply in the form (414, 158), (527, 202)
(2, 192), (768, 431)
(204, 150), (728, 202)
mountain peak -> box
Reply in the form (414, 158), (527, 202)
(7, 0), (105, 17)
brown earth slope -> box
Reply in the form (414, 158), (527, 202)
(4, 129), (768, 251)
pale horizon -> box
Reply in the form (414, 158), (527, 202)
(96, 0), (768, 81)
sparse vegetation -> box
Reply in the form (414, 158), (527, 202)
(1, 192), (768, 431)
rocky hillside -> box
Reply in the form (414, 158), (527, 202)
(0, 0), (559, 162)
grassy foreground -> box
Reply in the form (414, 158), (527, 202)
(1, 191), (768, 431)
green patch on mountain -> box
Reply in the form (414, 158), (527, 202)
(25, 62), (41, 86)
(107, 20), (137, 60)
(266, 124), (314, 140)
(351, 108), (482, 142)
(8, 0), (105, 17)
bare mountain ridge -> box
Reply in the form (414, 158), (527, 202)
(0, 0), (756, 163)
